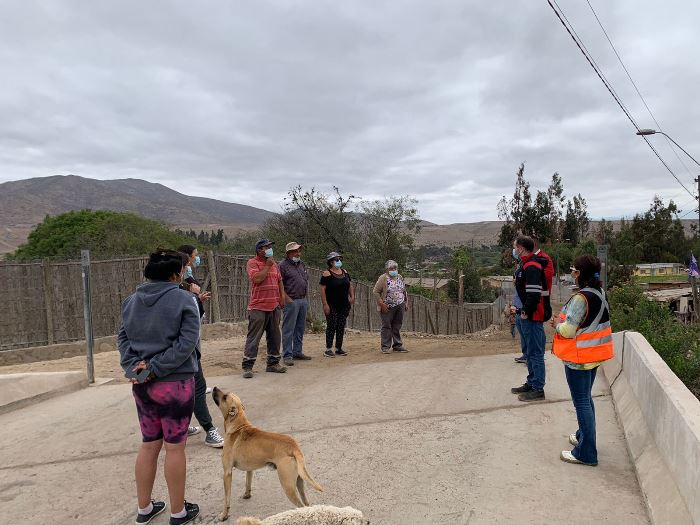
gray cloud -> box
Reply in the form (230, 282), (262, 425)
(0, 0), (698, 224)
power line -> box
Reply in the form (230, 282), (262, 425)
(545, 0), (696, 200)
(585, 0), (695, 178)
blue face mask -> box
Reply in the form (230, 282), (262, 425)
(185, 266), (193, 279)
(291, 256), (301, 263)
(193, 255), (201, 267)
(388, 270), (398, 277)
(264, 248), (274, 258)
(512, 248), (520, 261)
(334, 260), (343, 268)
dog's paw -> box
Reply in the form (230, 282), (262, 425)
(218, 510), (229, 521)
(242, 493), (251, 499)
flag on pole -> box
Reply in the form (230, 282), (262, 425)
(690, 254), (699, 278)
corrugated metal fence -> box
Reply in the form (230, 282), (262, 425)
(0, 253), (501, 351)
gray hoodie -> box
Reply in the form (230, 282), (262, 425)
(118, 281), (200, 381)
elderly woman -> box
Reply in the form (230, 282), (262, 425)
(552, 255), (613, 467)
(373, 260), (409, 354)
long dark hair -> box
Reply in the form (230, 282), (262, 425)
(144, 248), (185, 281)
(573, 255), (602, 289)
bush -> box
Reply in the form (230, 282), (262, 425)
(608, 282), (700, 398)
(10, 210), (194, 260)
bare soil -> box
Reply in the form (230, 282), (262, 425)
(0, 325), (526, 382)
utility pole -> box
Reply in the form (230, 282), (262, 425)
(458, 272), (464, 306)
(692, 177), (700, 322)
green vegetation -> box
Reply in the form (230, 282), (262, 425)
(634, 275), (688, 284)
(11, 210), (193, 260)
(608, 283), (700, 399)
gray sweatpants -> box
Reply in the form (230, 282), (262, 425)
(380, 304), (405, 351)
(243, 308), (282, 369)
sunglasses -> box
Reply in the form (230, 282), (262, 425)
(331, 257), (343, 262)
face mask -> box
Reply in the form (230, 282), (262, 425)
(264, 248), (274, 258)
(185, 266), (193, 279)
(334, 260), (343, 268)
(193, 255), (201, 267)
(512, 248), (520, 261)
(388, 270), (398, 277)
(291, 256), (301, 263)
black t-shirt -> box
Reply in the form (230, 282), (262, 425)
(320, 270), (351, 309)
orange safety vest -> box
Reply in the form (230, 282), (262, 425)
(552, 288), (614, 364)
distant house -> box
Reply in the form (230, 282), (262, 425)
(633, 263), (685, 277)
(403, 277), (451, 290)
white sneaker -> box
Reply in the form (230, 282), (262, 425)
(187, 425), (201, 436)
(560, 450), (596, 466)
(205, 387), (213, 394)
(569, 433), (579, 447)
(205, 427), (224, 448)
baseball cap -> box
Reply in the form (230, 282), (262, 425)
(255, 239), (274, 250)
(285, 242), (302, 252)
(326, 251), (342, 261)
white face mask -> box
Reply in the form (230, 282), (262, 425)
(291, 256), (301, 263)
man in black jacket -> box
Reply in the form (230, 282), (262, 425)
(510, 235), (551, 402)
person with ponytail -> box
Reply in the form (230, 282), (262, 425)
(552, 255), (614, 467)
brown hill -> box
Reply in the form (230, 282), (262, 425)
(0, 175), (276, 254)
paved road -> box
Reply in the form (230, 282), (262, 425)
(0, 353), (649, 524)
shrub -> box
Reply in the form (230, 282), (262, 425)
(608, 282), (700, 398)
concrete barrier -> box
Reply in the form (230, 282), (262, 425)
(603, 331), (700, 524)
(0, 371), (88, 415)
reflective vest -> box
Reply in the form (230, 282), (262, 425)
(552, 288), (614, 364)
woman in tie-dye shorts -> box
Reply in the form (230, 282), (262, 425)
(133, 378), (195, 444)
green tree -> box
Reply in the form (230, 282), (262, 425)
(448, 246), (496, 303)
(11, 210), (192, 260)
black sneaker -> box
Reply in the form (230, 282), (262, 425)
(511, 383), (533, 394)
(324, 349), (335, 358)
(335, 348), (348, 356)
(169, 501), (199, 525)
(514, 355), (527, 364)
(266, 363), (287, 373)
(393, 347), (408, 353)
(242, 369), (253, 379)
(293, 354), (312, 360)
(136, 500), (166, 524)
(283, 357), (295, 366)
(518, 390), (545, 402)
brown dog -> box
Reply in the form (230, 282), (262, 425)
(212, 387), (324, 522)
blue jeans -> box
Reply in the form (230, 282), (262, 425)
(520, 318), (546, 391)
(565, 365), (598, 465)
(515, 315), (526, 358)
(282, 298), (308, 359)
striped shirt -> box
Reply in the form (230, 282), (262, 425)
(246, 257), (282, 312)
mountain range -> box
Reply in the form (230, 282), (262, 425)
(1, 175), (696, 255)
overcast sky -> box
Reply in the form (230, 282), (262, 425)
(1, 1), (699, 224)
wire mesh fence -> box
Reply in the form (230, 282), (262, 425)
(0, 253), (500, 351)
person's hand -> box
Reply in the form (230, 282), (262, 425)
(404, 302), (409, 312)
(510, 306), (517, 314)
(323, 304), (330, 316)
(520, 312), (527, 320)
(379, 302), (389, 313)
(190, 283), (201, 294)
(265, 257), (275, 267)
(349, 296), (355, 306)
(285, 295), (293, 305)
(130, 360), (153, 384)
(199, 291), (211, 302)
(549, 317), (557, 328)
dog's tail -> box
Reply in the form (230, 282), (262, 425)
(293, 449), (324, 492)
(235, 518), (263, 525)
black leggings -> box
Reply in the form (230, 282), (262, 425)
(192, 357), (213, 432)
(325, 306), (350, 350)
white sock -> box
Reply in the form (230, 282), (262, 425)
(138, 502), (153, 515)
(171, 507), (187, 519)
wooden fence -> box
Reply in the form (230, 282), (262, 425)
(0, 254), (502, 351)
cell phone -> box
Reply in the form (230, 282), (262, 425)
(125, 367), (151, 383)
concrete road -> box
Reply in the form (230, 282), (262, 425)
(0, 354), (649, 524)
